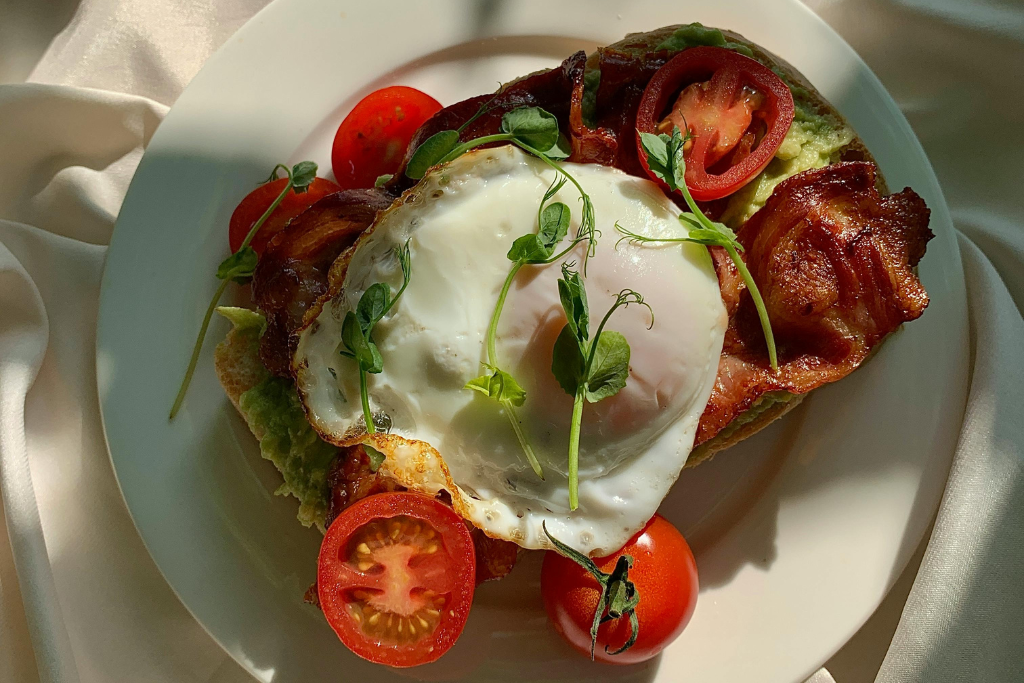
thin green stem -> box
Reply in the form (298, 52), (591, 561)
(726, 243), (778, 370)
(485, 260), (544, 478)
(487, 262), (522, 365)
(503, 399), (543, 478)
(169, 277), (231, 419)
(456, 96), (497, 133)
(169, 174), (295, 419)
(583, 299), (622, 380)
(263, 163), (288, 184)
(568, 389), (585, 510)
(381, 274), (410, 320)
(360, 368), (375, 434)
(237, 176), (290, 250)
(543, 237), (586, 265)
(515, 142), (596, 266)
(439, 133), (513, 165)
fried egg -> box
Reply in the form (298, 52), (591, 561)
(295, 146), (726, 555)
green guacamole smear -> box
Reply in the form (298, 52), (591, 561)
(218, 307), (337, 531)
(720, 102), (854, 227)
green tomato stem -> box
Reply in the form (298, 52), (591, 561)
(568, 388), (585, 510)
(360, 367), (375, 434)
(725, 243), (778, 371)
(169, 277), (231, 419)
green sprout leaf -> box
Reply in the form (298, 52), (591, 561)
(505, 202), (570, 263)
(338, 242), (413, 435)
(355, 282), (390, 333)
(341, 311), (383, 374)
(635, 125), (778, 371)
(290, 160), (318, 192)
(364, 444), (386, 472)
(215, 246), (258, 284)
(539, 201), (571, 248)
(171, 160), (320, 419)
(550, 324), (587, 396)
(557, 263), (589, 344)
(551, 267), (652, 510)
(406, 129), (461, 179)
(465, 365), (527, 407)
(638, 128), (687, 193)
(374, 173), (394, 188)
(583, 331), (630, 403)
(500, 106), (560, 151)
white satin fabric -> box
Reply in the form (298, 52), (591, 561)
(0, 1), (1021, 682)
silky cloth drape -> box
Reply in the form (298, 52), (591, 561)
(1, 1), (1020, 682)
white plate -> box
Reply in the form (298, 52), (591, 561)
(97, 1), (969, 681)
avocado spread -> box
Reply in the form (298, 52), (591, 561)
(220, 308), (337, 531)
(720, 102), (854, 227)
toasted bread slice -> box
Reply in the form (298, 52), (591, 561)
(213, 308), (268, 428)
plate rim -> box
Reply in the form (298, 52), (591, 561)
(96, 1), (969, 681)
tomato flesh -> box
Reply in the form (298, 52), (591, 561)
(637, 46), (794, 201)
(318, 492), (476, 667)
(541, 514), (698, 664)
(331, 86), (443, 190)
(227, 176), (339, 254)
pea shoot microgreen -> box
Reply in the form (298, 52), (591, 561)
(337, 241), (412, 469)
(406, 106), (597, 271)
(170, 161), (318, 419)
(550, 264), (653, 510)
(465, 175), (584, 478)
(635, 126), (778, 370)
(543, 522), (641, 658)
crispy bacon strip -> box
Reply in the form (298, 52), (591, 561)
(695, 162), (933, 445)
(390, 52), (587, 192)
(252, 189), (392, 376)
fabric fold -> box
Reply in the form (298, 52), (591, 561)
(0, 2), (1022, 682)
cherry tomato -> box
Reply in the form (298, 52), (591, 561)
(228, 176), (340, 254)
(636, 46), (794, 201)
(331, 86), (443, 190)
(318, 492), (476, 667)
(541, 514), (698, 665)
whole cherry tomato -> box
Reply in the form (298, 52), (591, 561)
(227, 176), (339, 254)
(331, 86), (443, 190)
(541, 514), (698, 665)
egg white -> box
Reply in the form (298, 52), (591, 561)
(294, 146), (726, 555)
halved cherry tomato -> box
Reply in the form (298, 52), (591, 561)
(331, 86), (443, 190)
(541, 514), (698, 665)
(227, 176), (340, 254)
(317, 492), (476, 667)
(636, 46), (794, 201)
